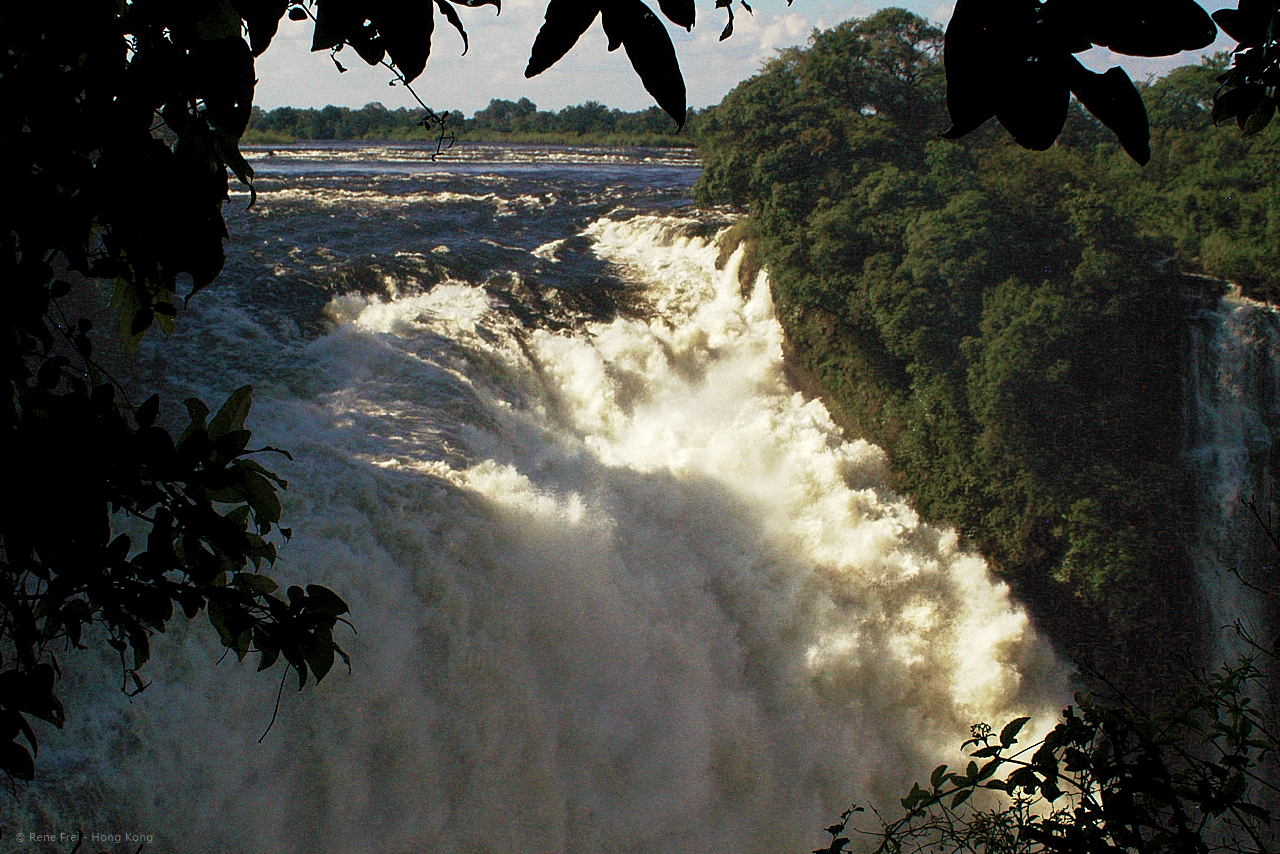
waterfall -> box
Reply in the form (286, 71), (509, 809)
(1186, 284), (1280, 662)
(15, 209), (1068, 852)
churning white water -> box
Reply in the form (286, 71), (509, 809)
(18, 212), (1068, 852)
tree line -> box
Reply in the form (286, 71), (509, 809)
(244, 98), (700, 145)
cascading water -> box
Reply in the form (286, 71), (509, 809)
(1186, 285), (1280, 661)
(15, 145), (1068, 853)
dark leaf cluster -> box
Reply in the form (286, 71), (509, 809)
(1, 381), (351, 784)
(1211, 0), (1280, 136)
(2, 0), (372, 788)
(525, 0), (689, 127)
(855, 672), (1276, 854)
(940, 0), (1280, 162)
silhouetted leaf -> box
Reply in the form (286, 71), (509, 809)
(716, 0), (734, 40)
(238, 458), (289, 488)
(1214, 83), (1265, 124)
(1242, 96), (1275, 136)
(1213, 0), (1271, 46)
(306, 632), (336, 682)
(941, 0), (1002, 138)
(434, 0), (470, 54)
(232, 0), (290, 56)
(601, 3), (624, 49)
(1067, 60), (1149, 162)
(257, 638), (281, 671)
(191, 36), (256, 136)
(1, 741), (35, 781)
(242, 470), (283, 525)
(312, 0), (361, 51)
(129, 627), (151, 669)
(18, 666), (65, 726)
(305, 585), (351, 618)
(600, 0), (686, 128)
(209, 385), (254, 439)
(14, 712), (38, 757)
(233, 572), (280, 596)
(378, 0), (437, 82)
(526, 0), (601, 77)
(976, 758), (1002, 780)
(1082, 0), (1217, 56)
(999, 54), (1070, 150)
(657, 0), (694, 30)
(1000, 715), (1030, 747)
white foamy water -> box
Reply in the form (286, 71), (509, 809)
(18, 215), (1067, 852)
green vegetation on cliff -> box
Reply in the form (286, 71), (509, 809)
(695, 9), (1280, 669)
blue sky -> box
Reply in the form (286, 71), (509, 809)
(251, 0), (1240, 116)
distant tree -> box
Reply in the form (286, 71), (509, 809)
(1144, 57), (1226, 132)
(511, 96), (539, 122)
(617, 105), (681, 134)
(799, 7), (944, 134)
(473, 97), (522, 132)
(559, 100), (619, 134)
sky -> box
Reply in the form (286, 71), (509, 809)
(251, 0), (1241, 117)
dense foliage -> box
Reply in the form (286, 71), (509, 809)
(244, 99), (699, 144)
(695, 10), (1280, 677)
(827, 664), (1278, 854)
(1, 0), (369, 787)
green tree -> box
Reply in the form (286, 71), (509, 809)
(559, 100), (618, 134)
(1144, 58), (1224, 132)
(473, 97), (524, 132)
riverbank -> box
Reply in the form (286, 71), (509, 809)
(242, 128), (699, 148)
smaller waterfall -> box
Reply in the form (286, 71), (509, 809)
(1186, 285), (1280, 661)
